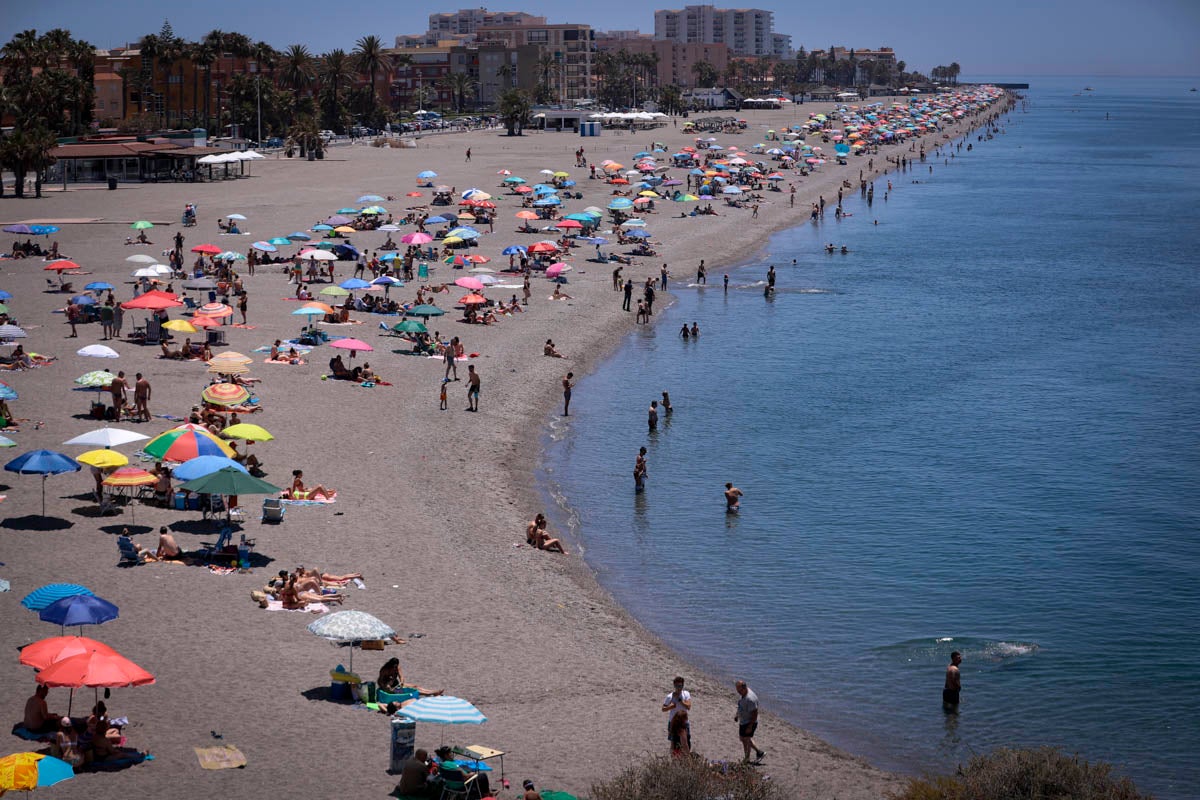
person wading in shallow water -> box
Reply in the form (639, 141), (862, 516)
(943, 651), (962, 711)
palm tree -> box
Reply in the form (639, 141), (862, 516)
(497, 88), (531, 136)
(949, 62), (961, 85)
(535, 52), (560, 105)
(445, 71), (477, 113)
(320, 49), (354, 131)
(137, 33), (161, 120)
(280, 44), (316, 93)
(495, 62), (512, 89)
(353, 35), (385, 107)
(691, 59), (718, 89)
(0, 125), (57, 198)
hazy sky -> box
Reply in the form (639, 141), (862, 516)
(2, 0), (1198, 76)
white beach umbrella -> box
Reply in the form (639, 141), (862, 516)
(299, 250), (337, 261)
(64, 428), (150, 448)
(131, 268), (160, 278)
(125, 254), (157, 264)
(77, 345), (119, 359)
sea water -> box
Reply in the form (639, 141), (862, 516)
(542, 76), (1200, 797)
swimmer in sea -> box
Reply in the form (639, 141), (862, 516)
(634, 447), (648, 491)
(724, 482), (743, 512)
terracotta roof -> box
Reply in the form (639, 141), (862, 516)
(50, 142), (180, 159)
(161, 147), (236, 157)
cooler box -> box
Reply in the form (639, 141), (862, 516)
(389, 717), (416, 773)
(173, 491), (187, 510)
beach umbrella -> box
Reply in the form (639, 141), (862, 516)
(121, 290), (181, 311)
(191, 244), (222, 255)
(267, 237), (293, 247)
(38, 594), (119, 632)
(291, 306), (325, 318)
(392, 320), (427, 334)
(18, 636), (117, 671)
(125, 254), (157, 264)
(196, 302), (233, 318)
(76, 344), (119, 359)
(339, 278), (371, 290)
(171, 456), (247, 481)
(301, 301), (335, 314)
(36, 651), (155, 698)
(64, 428), (148, 449)
(307, 610), (395, 673)
(458, 294), (486, 306)
(312, 224), (334, 232)
(162, 319), (198, 334)
(417, 170), (437, 180)
(397, 695), (487, 726)
(73, 371), (114, 390)
(371, 276), (404, 288)
(21, 584), (93, 612)
(143, 428), (234, 461)
(545, 264), (567, 279)
(0, 290), (12, 300)
(226, 213), (247, 220)
(207, 351), (252, 368)
(177, 466), (280, 497)
(358, 194), (385, 203)
(527, 241), (558, 254)
(556, 219), (583, 229)
(5, 450), (82, 515)
(0, 382), (17, 401)
(182, 277), (217, 291)
(454, 277), (485, 291)
(0, 323), (27, 341)
(326, 215), (352, 226)
(424, 215), (451, 225)
(200, 383), (250, 407)
(69, 294), (97, 307)
(0, 753), (76, 793)
(131, 267), (161, 279)
(319, 286), (350, 298)
(406, 304), (445, 318)
(333, 226), (356, 234)
(514, 211), (539, 221)
(287, 232), (311, 241)
(220, 423), (273, 442)
(300, 249), (337, 261)
(502, 245), (527, 255)
(44, 261), (80, 272)
(102, 466), (156, 489)
(189, 315), (221, 328)
(251, 241), (277, 252)
(130, 221), (153, 230)
(76, 449), (129, 469)
(328, 338), (373, 357)
(207, 361), (248, 376)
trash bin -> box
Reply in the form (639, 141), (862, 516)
(107, 177), (118, 190)
(389, 717), (416, 773)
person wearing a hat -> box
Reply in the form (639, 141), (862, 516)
(56, 716), (85, 767)
(523, 780), (542, 800)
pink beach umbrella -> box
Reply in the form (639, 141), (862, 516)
(328, 338), (373, 359)
(401, 232), (433, 245)
(454, 277), (485, 291)
(545, 263), (570, 279)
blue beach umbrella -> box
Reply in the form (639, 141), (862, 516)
(339, 278), (371, 290)
(312, 224), (334, 232)
(39, 594), (119, 631)
(378, 253), (399, 262)
(608, 198), (634, 210)
(172, 455), (248, 481)
(417, 170), (438, 180)
(292, 307), (325, 317)
(29, 224), (60, 236)
(0, 290), (11, 301)
(2, 224), (33, 234)
(626, 229), (651, 238)
(21, 583), (94, 611)
(533, 197), (561, 207)
(5, 450), (82, 516)
(287, 232), (312, 241)
(337, 208), (360, 215)
(357, 194), (385, 203)
(396, 695), (487, 725)
(371, 275), (403, 287)
(0, 383), (18, 401)
(69, 294), (97, 306)
(268, 237), (293, 246)
(424, 215), (451, 225)
(83, 282), (113, 292)
(502, 245), (527, 255)
(446, 227), (480, 240)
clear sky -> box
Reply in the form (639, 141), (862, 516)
(2, 0), (1198, 77)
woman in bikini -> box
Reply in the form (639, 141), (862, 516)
(286, 469), (335, 500)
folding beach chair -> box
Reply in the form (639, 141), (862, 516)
(117, 536), (146, 565)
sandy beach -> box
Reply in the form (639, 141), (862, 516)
(0, 96), (1004, 799)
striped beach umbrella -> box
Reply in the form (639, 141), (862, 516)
(196, 302), (233, 318)
(21, 584), (94, 611)
(102, 466), (157, 487)
(395, 695), (487, 725)
(143, 428), (234, 461)
(201, 383), (250, 407)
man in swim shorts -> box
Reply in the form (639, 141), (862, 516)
(735, 680), (764, 762)
(943, 651), (962, 710)
(724, 482), (743, 511)
(466, 365), (480, 411)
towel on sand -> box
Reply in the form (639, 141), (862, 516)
(279, 492), (337, 505)
(195, 745), (247, 769)
(265, 599), (329, 613)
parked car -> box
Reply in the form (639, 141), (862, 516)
(266, 137), (283, 148)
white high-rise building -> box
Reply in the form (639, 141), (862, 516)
(654, 5), (775, 57)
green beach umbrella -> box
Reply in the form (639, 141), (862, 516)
(406, 304), (445, 318)
(319, 286), (350, 297)
(130, 221), (154, 230)
(178, 466), (281, 496)
(392, 320), (427, 334)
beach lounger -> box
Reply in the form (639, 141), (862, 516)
(117, 535), (147, 565)
(438, 765), (482, 800)
(261, 497), (284, 523)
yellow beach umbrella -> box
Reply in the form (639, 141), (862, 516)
(162, 319), (198, 333)
(333, 226), (356, 234)
(207, 351), (253, 367)
(552, 171), (570, 178)
(77, 449), (129, 469)
(443, 236), (464, 245)
(638, 190), (660, 197)
(221, 423), (274, 442)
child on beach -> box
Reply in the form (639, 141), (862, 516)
(439, 379), (448, 410)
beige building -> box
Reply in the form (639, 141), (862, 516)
(654, 4), (777, 57)
(476, 23), (594, 103)
(595, 38), (729, 89)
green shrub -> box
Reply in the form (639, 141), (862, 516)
(591, 754), (783, 800)
(891, 746), (1151, 800)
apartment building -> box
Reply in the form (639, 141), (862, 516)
(475, 22), (594, 102)
(654, 5), (776, 57)
(594, 37), (729, 89)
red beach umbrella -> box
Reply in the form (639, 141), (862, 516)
(458, 294), (486, 305)
(18, 636), (118, 671)
(191, 244), (222, 255)
(44, 261), (81, 272)
(36, 650), (155, 689)
(120, 290), (183, 310)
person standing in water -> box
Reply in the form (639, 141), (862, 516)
(943, 651), (962, 711)
(724, 482), (743, 511)
(634, 446), (648, 491)
(767, 265), (776, 293)
(661, 392), (672, 415)
(562, 372), (574, 416)
(648, 400), (659, 432)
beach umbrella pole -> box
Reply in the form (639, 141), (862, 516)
(42, 474), (47, 516)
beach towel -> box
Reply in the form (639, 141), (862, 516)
(231, 324), (257, 330)
(264, 358), (307, 366)
(194, 744), (247, 769)
(10, 723), (54, 742)
(279, 493), (337, 506)
(83, 750), (149, 772)
(319, 320), (364, 326)
(265, 599), (329, 613)
(207, 565), (238, 575)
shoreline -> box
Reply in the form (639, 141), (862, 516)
(0, 94), (1008, 799)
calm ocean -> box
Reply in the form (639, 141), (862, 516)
(541, 76), (1200, 797)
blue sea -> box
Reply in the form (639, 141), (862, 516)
(542, 76), (1200, 797)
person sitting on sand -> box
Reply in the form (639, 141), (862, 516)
(228, 440), (261, 471)
(156, 526), (185, 560)
(159, 341), (183, 359)
(328, 354), (351, 379)
(377, 657), (443, 697)
(531, 515), (568, 554)
(23, 685), (58, 734)
(55, 717), (84, 768)
(284, 469), (335, 501)
(269, 340), (281, 361)
(136, 231), (152, 245)
(543, 339), (565, 358)
(550, 285), (573, 301)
